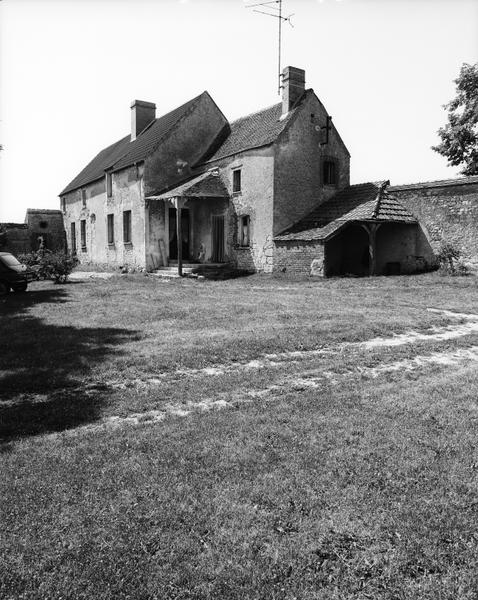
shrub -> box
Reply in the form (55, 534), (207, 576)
(18, 250), (79, 283)
(436, 242), (469, 276)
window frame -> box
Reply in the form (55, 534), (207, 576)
(106, 173), (112, 198)
(80, 219), (87, 251)
(232, 169), (242, 194)
(123, 210), (132, 245)
(70, 222), (76, 255)
(239, 215), (250, 247)
(323, 159), (337, 185)
(107, 214), (115, 246)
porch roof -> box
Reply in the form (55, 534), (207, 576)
(146, 170), (229, 201)
(274, 181), (417, 242)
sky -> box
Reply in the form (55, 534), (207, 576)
(0, 0), (477, 222)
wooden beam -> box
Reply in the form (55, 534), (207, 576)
(369, 225), (376, 276)
(176, 200), (182, 277)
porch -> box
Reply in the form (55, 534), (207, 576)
(146, 170), (230, 276)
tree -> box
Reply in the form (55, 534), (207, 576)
(432, 62), (478, 176)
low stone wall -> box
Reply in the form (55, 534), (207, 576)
(390, 176), (478, 270)
(0, 223), (30, 255)
(273, 241), (324, 276)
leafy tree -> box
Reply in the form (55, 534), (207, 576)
(432, 62), (478, 176)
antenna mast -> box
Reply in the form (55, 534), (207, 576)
(245, 0), (294, 95)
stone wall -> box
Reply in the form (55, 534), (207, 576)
(63, 165), (146, 269)
(0, 223), (30, 255)
(208, 147), (275, 272)
(274, 241), (325, 276)
(1, 211), (65, 256)
(143, 93), (228, 198)
(273, 91), (350, 236)
(25, 209), (65, 252)
(390, 177), (478, 270)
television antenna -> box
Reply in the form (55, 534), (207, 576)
(245, 0), (294, 95)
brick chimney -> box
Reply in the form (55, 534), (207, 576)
(131, 100), (156, 141)
(282, 66), (305, 116)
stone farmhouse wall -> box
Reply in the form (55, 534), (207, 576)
(273, 92), (350, 236)
(390, 178), (478, 270)
(63, 166), (146, 269)
(207, 147), (275, 273)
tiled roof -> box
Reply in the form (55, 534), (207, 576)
(26, 209), (63, 214)
(274, 182), (417, 242)
(60, 94), (204, 195)
(148, 170), (229, 200)
(389, 174), (478, 191)
(60, 135), (131, 196)
(203, 98), (301, 163)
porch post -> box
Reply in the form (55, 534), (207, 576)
(368, 223), (381, 276)
(175, 197), (183, 277)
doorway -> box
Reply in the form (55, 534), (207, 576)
(211, 215), (225, 262)
(169, 207), (190, 260)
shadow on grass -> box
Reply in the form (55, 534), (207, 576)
(0, 287), (139, 443)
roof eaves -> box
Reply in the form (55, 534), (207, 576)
(203, 140), (276, 165)
(388, 174), (478, 191)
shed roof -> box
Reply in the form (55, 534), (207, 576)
(60, 93), (205, 196)
(148, 170), (229, 201)
(274, 181), (417, 242)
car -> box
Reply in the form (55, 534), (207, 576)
(0, 251), (37, 295)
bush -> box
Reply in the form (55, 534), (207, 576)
(18, 250), (79, 283)
(436, 242), (470, 276)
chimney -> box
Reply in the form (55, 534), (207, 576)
(130, 100), (156, 141)
(282, 66), (305, 116)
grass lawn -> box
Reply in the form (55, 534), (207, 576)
(1, 272), (478, 599)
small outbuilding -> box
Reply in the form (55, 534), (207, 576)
(274, 181), (435, 276)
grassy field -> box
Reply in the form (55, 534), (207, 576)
(1, 272), (478, 599)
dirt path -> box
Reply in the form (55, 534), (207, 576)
(41, 309), (478, 438)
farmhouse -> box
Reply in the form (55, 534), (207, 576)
(59, 67), (477, 276)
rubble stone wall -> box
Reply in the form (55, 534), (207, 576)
(390, 178), (478, 270)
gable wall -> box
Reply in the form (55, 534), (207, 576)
(25, 211), (65, 252)
(273, 93), (350, 237)
(143, 94), (228, 197)
(391, 181), (478, 270)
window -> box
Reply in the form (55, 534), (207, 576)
(81, 188), (87, 208)
(239, 215), (250, 247)
(323, 160), (337, 185)
(106, 173), (112, 198)
(61, 197), (66, 212)
(232, 169), (241, 193)
(70, 222), (77, 254)
(80, 219), (86, 251)
(107, 214), (114, 245)
(39, 221), (48, 229)
(123, 210), (132, 244)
